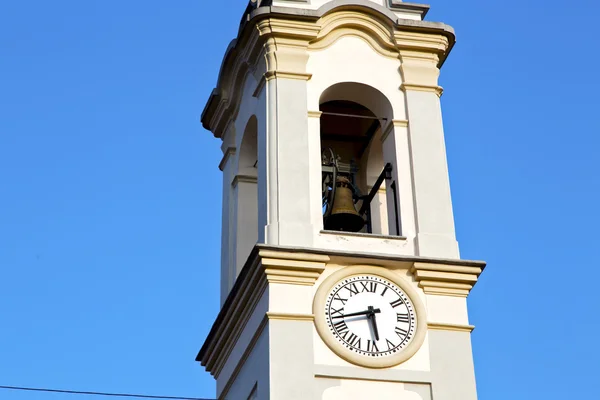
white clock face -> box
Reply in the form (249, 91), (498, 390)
(323, 274), (417, 358)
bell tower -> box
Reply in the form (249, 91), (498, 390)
(197, 1), (486, 399)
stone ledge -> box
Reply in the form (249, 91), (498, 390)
(197, 246), (330, 376)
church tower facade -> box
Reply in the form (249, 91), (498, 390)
(197, 1), (485, 399)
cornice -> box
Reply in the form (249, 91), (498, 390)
(197, 244), (485, 379)
(218, 147), (236, 172)
(381, 118), (409, 143)
(264, 71), (313, 81)
(202, 2), (456, 138)
(401, 83), (444, 97)
(428, 322), (475, 333)
(197, 247), (329, 375)
(266, 312), (315, 321)
(410, 262), (484, 297)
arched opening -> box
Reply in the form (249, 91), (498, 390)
(319, 83), (398, 236)
(233, 116), (258, 276)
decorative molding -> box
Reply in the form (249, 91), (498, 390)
(261, 249), (329, 286)
(266, 312), (315, 321)
(202, 5), (456, 138)
(198, 244), (485, 386)
(428, 322), (475, 333)
(381, 119), (409, 143)
(309, 9), (400, 59)
(198, 247), (330, 377)
(388, 1), (430, 19)
(252, 76), (266, 98)
(264, 71), (313, 81)
(232, 174), (258, 188)
(401, 83), (444, 97)
(315, 364), (432, 384)
(218, 147), (237, 171)
(410, 262), (483, 297)
(319, 229), (407, 241)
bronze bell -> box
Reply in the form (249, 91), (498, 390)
(325, 177), (365, 232)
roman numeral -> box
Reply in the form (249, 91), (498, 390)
(367, 340), (379, 353)
(330, 307), (344, 317)
(346, 283), (359, 296)
(395, 327), (409, 339)
(360, 281), (378, 293)
(390, 298), (404, 308)
(333, 293), (348, 305)
(333, 320), (349, 337)
(381, 286), (389, 296)
(386, 339), (396, 350)
(347, 333), (361, 349)
(397, 313), (410, 323)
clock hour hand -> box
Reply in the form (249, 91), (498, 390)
(331, 308), (381, 319)
(367, 306), (380, 341)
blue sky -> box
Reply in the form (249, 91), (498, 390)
(0, 1), (598, 399)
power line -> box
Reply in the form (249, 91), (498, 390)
(0, 385), (215, 400)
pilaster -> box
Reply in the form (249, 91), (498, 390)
(256, 19), (320, 247)
(219, 125), (237, 305)
(395, 31), (459, 259)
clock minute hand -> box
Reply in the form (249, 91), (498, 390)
(331, 308), (381, 319)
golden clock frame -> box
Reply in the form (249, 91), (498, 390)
(313, 265), (428, 369)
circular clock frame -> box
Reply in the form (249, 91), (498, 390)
(313, 265), (427, 369)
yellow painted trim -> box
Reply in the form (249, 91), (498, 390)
(310, 29), (398, 59)
(428, 322), (475, 333)
(381, 119), (409, 143)
(201, 249), (329, 376)
(264, 71), (313, 81)
(401, 83), (444, 97)
(267, 312), (315, 321)
(410, 262), (482, 297)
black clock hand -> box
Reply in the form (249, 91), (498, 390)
(368, 306), (380, 341)
(331, 308), (381, 319)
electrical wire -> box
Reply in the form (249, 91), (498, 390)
(0, 385), (215, 400)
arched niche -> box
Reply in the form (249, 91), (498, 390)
(318, 82), (397, 236)
(233, 115), (259, 277)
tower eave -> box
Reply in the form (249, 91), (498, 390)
(200, 0), (456, 138)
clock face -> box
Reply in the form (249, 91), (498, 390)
(323, 274), (417, 358)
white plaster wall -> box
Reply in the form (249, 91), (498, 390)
(221, 69), (264, 297)
(217, 290), (269, 398)
(306, 36), (418, 256)
(221, 327), (270, 400)
(307, 37), (405, 116)
(403, 89), (459, 259)
(318, 379), (424, 400)
(233, 179), (258, 273)
(426, 294), (470, 326)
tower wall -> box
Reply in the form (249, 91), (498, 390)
(198, 3), (484, 399)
